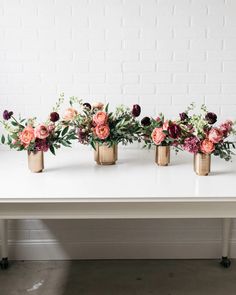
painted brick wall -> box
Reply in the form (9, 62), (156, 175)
(1, 0), (236, 119)
(0, 0), (236, 259)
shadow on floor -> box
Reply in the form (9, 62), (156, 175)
(0, 260), (235, 295)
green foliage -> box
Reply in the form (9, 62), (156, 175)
(1, 135), (5, 144)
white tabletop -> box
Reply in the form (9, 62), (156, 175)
(0, 147), (235, 203)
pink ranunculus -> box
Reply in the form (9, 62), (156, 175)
(63, 108), (78, 121)
(162, 120), (169, 131)
(208, 127), (223, 143)
(92, 102), (104, 110)
(220, 120), (233, 137)
(34, 124), (49, 139)
(200, 139), (215, 154)
(93, 111), (108, 126)
(94, 124), (110, 140)
(19, 126), (35, 147)
(151, 127), (166, 145)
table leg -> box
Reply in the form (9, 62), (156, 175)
(220, 218), (232, 268)
(0, 219), (9, 270)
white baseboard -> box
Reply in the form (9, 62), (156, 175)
(6, 240), (235, 260)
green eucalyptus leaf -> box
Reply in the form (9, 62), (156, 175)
(1, 135), (5, 144)
(49, 145), (56, 155)
(11, 121), (18, 126)
(62, 126), (69, 137)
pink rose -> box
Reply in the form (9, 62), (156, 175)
(200, 139), (215, 154)
(92, 102), (104, 110)
(220, 120), (233, 137)
(19, 126), (35, 147)
(151, 127), (166, 145)
(94, 124), (110, 140)
(162, 120), (169, 131)
(63, 108), (78, 121)
(34, 124), (49, 139)
(208, 128), (223, 143)
(93, 111), (108, 126)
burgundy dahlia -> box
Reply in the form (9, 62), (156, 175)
(83, 102), (92, 110)
(141, 116), (151, 126)
(179, 112), (188, 121)
(35, 139), (49, 152)
(3, 110), (13, 121)
(132, 104), (141, 117)
(167, 124), (181, 139)
(50, 112), (60, 122)
(183, 136), (200, 154)
(205, 112), (217, 124)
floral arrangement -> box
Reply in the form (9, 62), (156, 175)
(179, 104), (236, 161)
(66, 98), (142, 149)
(0, 94), (77, 155)
(141, 114), (184, 149)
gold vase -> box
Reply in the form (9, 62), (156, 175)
(28, 151), (44, 173)
(194, 153), (211, 176)
(155, 146), (170, 166)
(94, 143), (118, 165)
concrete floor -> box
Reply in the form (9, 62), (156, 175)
(0, 260), (235, 295)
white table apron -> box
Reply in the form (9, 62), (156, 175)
(0, 148), (236, 269)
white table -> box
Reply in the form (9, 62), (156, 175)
(0, 147), (236, 269)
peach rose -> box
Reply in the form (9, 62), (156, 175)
(200, 139), (215, 154)
(93, 111), (108, 126)
(151, 127), (166, 145)
(63, 108), (78, 121)
(19, 126), (35, 147)
(208, 128), (223, 143)
(94, 124), (110, 140)
(34, 124), (49, 139)
(92, 102), (104, 110)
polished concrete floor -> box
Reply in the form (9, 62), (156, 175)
(0, 260), (235, 295)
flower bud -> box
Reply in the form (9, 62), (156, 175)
(141, 116), (151, 126)
(3, 110), (13, 121)
(50, 112), (60, 122)
(132, 104), (141, 117)
(205, 112), (217, 124)
(83, 103), (91, 110)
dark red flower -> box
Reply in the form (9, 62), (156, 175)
(83, 102), (91, 110)
(205, 112), (217, 124)
(35, 139), (49, 152)
(141, 117), (151, 126)
(179, 112), (188, 121)
(3, 110), (13, 121)
(167, 124), (181, 139)
(132, 104), (141, 117)
(50, 112), (60, 122)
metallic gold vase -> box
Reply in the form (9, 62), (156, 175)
(28, 151), (44, 173)
(94, 143), (118, 165)
(155, 146), (170, 166)
(194, 153), (211, 176)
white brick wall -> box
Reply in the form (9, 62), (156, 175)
(0, 0), (236, 119)
(0, 0), (236, 260)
